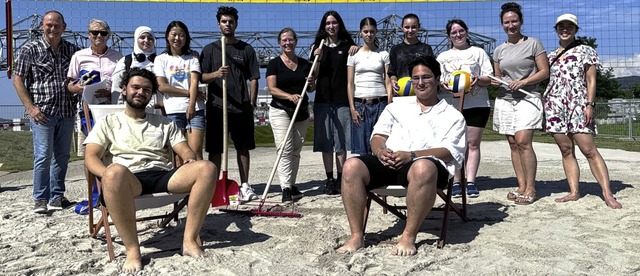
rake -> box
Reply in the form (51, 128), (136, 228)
(221, 39), (324, 218)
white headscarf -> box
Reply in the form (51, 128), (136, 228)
(133, 26), (155, 55)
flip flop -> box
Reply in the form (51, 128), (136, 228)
(507, 190), (521, 201)
(515, 194), (536, 205)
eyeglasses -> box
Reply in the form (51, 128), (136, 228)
(411, 75), (434, 83)
(89, 30), (109, 37)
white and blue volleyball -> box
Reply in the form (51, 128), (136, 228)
(448, 70), (472, 93)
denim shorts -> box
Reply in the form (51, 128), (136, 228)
(313, 103), (350, 152)
(167, 109), (205, 130)
(351, 99), (387, 155)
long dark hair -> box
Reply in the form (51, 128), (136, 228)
(445, 19), (472, 48)
(500, 2), (523, 23)
(312, 10), (356, 50)
(359, 17), (379, 48)
(164, 20), (194, 56)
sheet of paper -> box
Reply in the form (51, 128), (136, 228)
(82, 79), (110, 104)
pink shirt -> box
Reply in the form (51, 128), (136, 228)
(67, 47), (122, 92)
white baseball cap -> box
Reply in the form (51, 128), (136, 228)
(555, 13), (579, 28)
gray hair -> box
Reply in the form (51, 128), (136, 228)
(88, 18), (111, 33)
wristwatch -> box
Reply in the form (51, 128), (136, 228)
(410, 151), (417, 160)
(586, 101), (596, 107)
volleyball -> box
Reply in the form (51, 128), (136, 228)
(448, 70), (472, 93)
(396, 77), (415, 96)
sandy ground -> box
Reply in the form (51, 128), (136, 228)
(0, 141), (638, 275)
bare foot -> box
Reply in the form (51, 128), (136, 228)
(555, 193), (579, 203)
(390, 236), (417, 256)
(182, 241), (205, 258)
(604, 195), (622, 209)
(336, 236), (364, 254)
(122, 255), (142, 275)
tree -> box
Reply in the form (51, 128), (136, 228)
(577, 36), (622, 100)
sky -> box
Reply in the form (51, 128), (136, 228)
(1, 0), (639, 118)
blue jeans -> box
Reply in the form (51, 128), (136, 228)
(31, 115), (75, 201)
(351, 100), (387, 155)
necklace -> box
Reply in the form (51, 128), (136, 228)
(281, 54), (298, 70)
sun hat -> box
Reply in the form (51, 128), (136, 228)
(555, 13), (579, 28)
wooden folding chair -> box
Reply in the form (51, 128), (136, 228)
(83, 104), (189, 261)
(363, 89), (469, 249)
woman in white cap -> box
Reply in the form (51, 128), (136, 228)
(111, 26), (161, 112)
(544, 14), (622, 209)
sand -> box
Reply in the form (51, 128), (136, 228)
(0, 141), (638, 275)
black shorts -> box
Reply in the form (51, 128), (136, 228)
(356, 155), (449, 190)
(462, 107), (491, 128)
(205, 105), (256, 153)
(134, 169), (177, 195)
(99, 169), (177, 207)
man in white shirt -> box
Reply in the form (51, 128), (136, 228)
(84, 68), (217, 274)
(337, 56), (466, 256)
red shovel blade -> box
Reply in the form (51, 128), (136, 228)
(211, 171), (240, 207)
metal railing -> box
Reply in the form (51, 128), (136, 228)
(595, 100), (640, 139)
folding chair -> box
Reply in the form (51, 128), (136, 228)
(83, 104), (189, 261)
(363, 89), (469, 249)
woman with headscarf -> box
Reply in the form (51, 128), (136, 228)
(111, 26), (161, 112)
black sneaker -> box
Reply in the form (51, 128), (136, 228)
(333, 178), (342, 195)
(290, 186), (304, 200)
(33, 200), (48, 214)
(282, 188), (293, 203)
(324, 178), (337, 195)
(48, 197), (73, 210)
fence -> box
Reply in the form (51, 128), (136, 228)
(595, 100), (640, 139)
(0, 104), (25, 120)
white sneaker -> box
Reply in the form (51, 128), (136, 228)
(240, 183), (258, 202)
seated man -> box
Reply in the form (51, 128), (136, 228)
(337, 56), (466, 256)
(84, 67), (217, 274)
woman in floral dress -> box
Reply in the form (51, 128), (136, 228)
(544, 14), (621, 209)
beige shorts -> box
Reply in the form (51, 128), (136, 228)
(493, 97), (543, 135)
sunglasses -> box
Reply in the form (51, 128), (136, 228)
(89, 30), (109, 36)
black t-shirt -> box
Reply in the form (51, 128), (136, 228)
(315, 41), (352, 105)
(387, 41), (434, 79)
(266, 56), (312, 109)
(199, 40), (260, 113)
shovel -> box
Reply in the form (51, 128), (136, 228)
(211, 36), (240, 207)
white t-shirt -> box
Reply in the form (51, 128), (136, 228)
(347, 48), (389, 98)
(437, 46), (492, 109)
(84, 112), (186, 173)
(372, 99), (467, 178)
(153, 53), (204, 114)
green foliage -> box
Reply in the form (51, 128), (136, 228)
(630, 85), (640, 98)
(576, 36), (622, 100)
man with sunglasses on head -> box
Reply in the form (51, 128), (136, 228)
(338, 56), (466, 256)
(66, 18), (122, 157)
(13, 10), (81, 214)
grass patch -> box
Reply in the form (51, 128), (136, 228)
(0, 131), (83, 172)
(2, 121), (638, 172)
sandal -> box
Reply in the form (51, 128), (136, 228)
(507, 190), (521, 201)
(515, 194), (536, 205)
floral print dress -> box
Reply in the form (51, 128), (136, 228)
(544, 44), (600, 134)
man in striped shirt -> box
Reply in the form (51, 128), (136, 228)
(13, 10), (81, 214)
